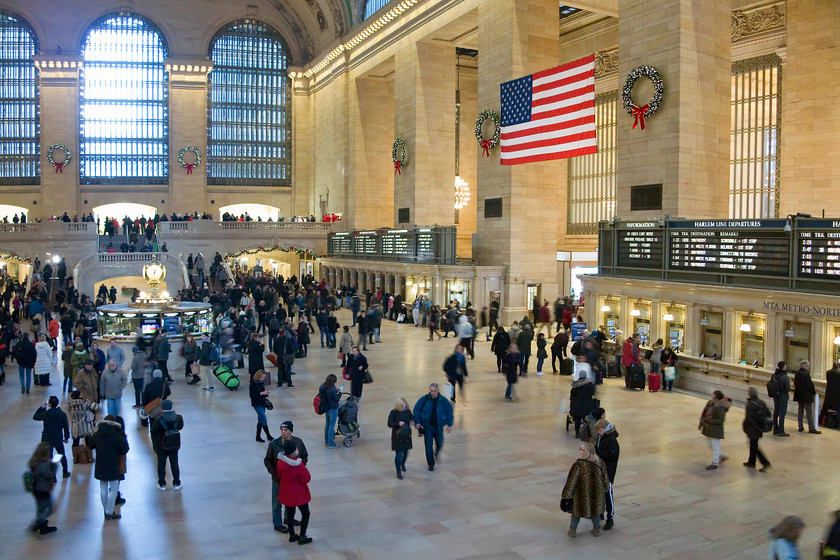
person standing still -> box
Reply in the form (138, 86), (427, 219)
(793, 360), (821, 434)
(770, 362), (791, 437)
(151, 400), (184, 491)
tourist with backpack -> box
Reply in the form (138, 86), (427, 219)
(26, 442), (58, 534)
(742, 386), (772, 472)
(151, 400), (184, 490)
(768, 361), (791, 436)
(317, 374), (341, 448)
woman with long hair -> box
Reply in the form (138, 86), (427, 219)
(387, 397), (414, 479)
(250, 370), (273, 442)
(561, 442), (609, 537)
(183, 333), (200, 384)
(768, 515), (804, 559)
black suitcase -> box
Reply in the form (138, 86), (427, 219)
(607, 362), (621, 378)
(627, 364), (645, 390)
(560, 358), (574, 375)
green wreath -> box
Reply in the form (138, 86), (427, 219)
(621, 65), (664, 130)
(178, 146), (202, 174)
(46, 144), (72, 173)
(474, 110), (501, 157)
(392, 138), (406, 175)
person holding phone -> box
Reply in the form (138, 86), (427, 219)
(32, 396), (70, 478)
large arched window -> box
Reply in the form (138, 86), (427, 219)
(207, 20), (291, 186)
(364, 0), (394, 19)
(0, 9), (39, 185)
(80, 13), (168, 185)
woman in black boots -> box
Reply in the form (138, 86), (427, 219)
(250, 370), (273, 442)
(387, 397), (414, 479)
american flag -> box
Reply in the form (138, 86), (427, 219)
(500, 54), (596, 165)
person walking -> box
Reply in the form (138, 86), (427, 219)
(106, 338), (125, 369)
(503, 343), (520, 400)
(387, 397), (414, 480)
(793, 360), (821, 434)
(338, 325), (354, 370)
(32, 396), (70, 478)
(319, 374), (341, 448)
(198, 332), (214, 391)
(34, 333), (53, 386)
(699, 390), (732, 470)
(427, 305), (442, 341)
(99, 359), (127, 417)
(250, 370), (274, 442)
(276, 440), (313, 545)
(822, 509), (840, 560)
(67, 389), (97, 450)
(183, 333), (200, 384)
(768, 515), (805, 560)
(264, 420), (308, 533)
(26, 442), (58, 534)
(457, 315), (475, 360)
(155, 331), (172, 382)
(412, 383), (454, 471)
(561, 442), (609, 537)
(517, 324), (534, 375)
(129, 346), (149, 408)
(86, 414), (129, 520)
(141, 369), (171, 429)
(742, 386), (772, 472)
(346, 346), (369, 403)
(492, 327), (511, 373)
(443, 345), (467, 403)
(536, 332), (548, 376)
(247, 332), (265, 381)
(594, 419), (619, 531)
(150, 400), (183, 491)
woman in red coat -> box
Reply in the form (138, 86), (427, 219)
(276, 440), (313, 545)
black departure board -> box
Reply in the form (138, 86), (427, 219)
(668, 220), (789, 276)
(797, 220), (840, 278)
(615, 223), (664, 268)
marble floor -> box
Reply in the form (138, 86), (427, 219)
(2, 308), (838, 559)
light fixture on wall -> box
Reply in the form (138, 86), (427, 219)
(662, 302), (674, 322)
(784, 323), (797, 338)
(699, 314), (710, 327)
(833, 335), (840, 346)
(600, 300), (611, 312)
(740, 311), (753, 333)
(629, 308), (640, 317)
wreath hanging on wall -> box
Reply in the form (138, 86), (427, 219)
(474, 110), (501, 157)
(392, 138), (406, 175)
(178, 146), (203, 174)
(621, 65), (664, 131)
(46, 144), (72, 173)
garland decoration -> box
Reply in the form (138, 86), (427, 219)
(621, 65), (664, 131)
(0, 252), (33, 264)
(178, 146), (202, 174)
(474, 110), (501, 157)
(46, 144), (72, 173)
(226, 245), (323, 261)
(392, 138), (406, 175)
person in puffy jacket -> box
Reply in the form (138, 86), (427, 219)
(594, 419), (620, 531)
(276, 440), (313, 545)
(86, 415), (129, 520)
(412, 383), (454, 471)
(34, 333), (53, 386)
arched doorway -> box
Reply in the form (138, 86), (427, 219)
(219, 204), (280, 222)
(226, 247), (315, 280)
(92, 203), (157, 233)
(0, 204), (28, 223)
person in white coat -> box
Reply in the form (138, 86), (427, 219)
(34, 334), (54, 387)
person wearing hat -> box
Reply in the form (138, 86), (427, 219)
(264, 420), (308, 532)
(74, 359), (99, 404)
(275, 439), (313, 545)
(594, 419), (620, 531)
(151, 399), (183, 491)
(141, 369), (171, 429)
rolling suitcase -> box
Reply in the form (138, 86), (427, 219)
(628, 364), (645, 390)
(213, 365), (240, 390)
(607, 361), (621, 378)
(648, 372), (661, 392)
(560, 358), (574, 375)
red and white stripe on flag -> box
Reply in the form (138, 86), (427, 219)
(499, 54), (596, 166)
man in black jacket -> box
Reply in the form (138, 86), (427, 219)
(264, 420), (309, 533)
(443, 346), (468, 403)
(151, 400), (184, 491)
(793, 360), (821, 434)
(14, 332), (37, 394)
(742, 386), (772, 472)
(33, 396), (70, 478)
(594, 419), (619, 531)
(770, 362), (791, 436)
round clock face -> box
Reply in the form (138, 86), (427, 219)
(145, 263), (165, 282)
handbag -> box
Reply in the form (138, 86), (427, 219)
(644, 349), (653, 360)
(264, 398), (274, 411)
(664, 366), (677, 381)
(117, 454), (126, 475)
(443, 382), (454, 399)
(190, 362), (200, 375)
(560, 497), (573, 513)
(72, 444), (94, 464)
(143, 380), (167, 415)
(363, 369), (373, 384)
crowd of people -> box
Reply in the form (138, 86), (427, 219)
(9, 261), (840, 557)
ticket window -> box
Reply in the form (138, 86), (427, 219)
(700, 311), (724, 359)
(631, 302), (651, 346)
(739, 313), (766, 367)
(783, 321), (811, 373)
(664, 305), (686, 352)
(601, 298), (621, 337)
(447, 280), (469, 308)
(832, 327), (840, 369)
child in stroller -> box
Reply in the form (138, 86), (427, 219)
(336, 393), (361, 447)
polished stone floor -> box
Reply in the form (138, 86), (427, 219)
(2, 308), (838, 559)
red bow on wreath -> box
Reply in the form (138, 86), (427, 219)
(480, 139), (492, 158)
(631, 104), (649, 131)
(54, 163), (64, 173)
(185, 163), (195, 174)
(394, 161), (402, 175)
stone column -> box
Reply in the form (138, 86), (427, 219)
(35, 56), (82, 220)
(616, 0), (730, 219)
(393, 42), (457, 227)
(166, 60), (212, 215)
(475, 0), (561, 324)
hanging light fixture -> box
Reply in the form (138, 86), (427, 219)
(699, 314), (710, 327)
(662, 302), (674, 322)
(740, 311), (753, 333)
(833, 335), (840, 346)
(600, 303), (611, 312)
(630, 308), (640, 317)
(784, 324), (797, 338)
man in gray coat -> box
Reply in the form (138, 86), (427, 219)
(99, 360), (127, 417)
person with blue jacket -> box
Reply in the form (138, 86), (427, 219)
(413, 383), (454, 471)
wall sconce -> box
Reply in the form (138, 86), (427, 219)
(740, 311), (753, 333)
(662, 303), (674, 322)
(600, 303), (611, 312)
(833, 335), (840, 346)
(784, 326), (796, 338)
(630, 308), (640, 317)
(699, 314), (710, 327)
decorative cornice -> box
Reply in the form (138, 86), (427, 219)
(732, 3), (785, 43)
(33, 55), (83, 70)
(594, 48), (619, 79)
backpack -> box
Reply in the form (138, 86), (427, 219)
(160, 419), (181, 451)
(23, 470), (34, 493)
(766, 376), (781, 399)
(313, 387), (328, 415)
(209, 343), (221, 364)
(755, 400), (773, 433)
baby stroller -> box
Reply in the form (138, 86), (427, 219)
(336, 393), (361, 447)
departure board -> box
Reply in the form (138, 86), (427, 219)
(797, 220), (840, 278)
(615, 223), (664, 268)
(668, 220), (789, 276)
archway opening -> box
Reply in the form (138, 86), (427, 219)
(0, 205), (28, 223)
(219, 204), (280, 222)
(93, 203), (157, 233)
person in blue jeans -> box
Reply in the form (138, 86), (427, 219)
(319, 374), (341, 448)
(412, 383), (454, 471)
(15, 332), (37, 394)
